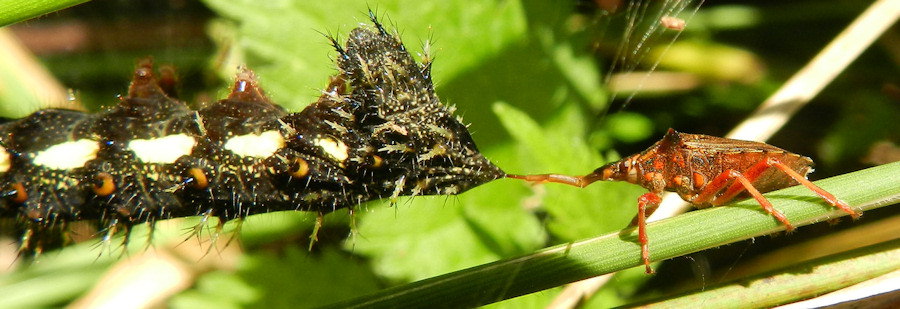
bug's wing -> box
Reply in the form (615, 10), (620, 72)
(679, 133), (790, 153)
(678, 133), (814, 194)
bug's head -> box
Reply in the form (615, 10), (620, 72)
(591, 155), (640, 184)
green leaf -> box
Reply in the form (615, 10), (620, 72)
(603, 112), (655, 143)
(171, 271), (258, 309)
(239, 248), (381, 307)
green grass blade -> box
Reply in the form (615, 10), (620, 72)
(323, 162), (900, 308)
(0, 0), (89, 27)
(639, 239), (900, 308)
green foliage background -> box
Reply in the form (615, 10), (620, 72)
(0, 0), (896, 308)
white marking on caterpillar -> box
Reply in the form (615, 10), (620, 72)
(128, 134), (197, 163)
(32, 139), (99, 170)
(224, 130), (285, 158)
(314, 137), (349, 162)
(0, 147), (10, 172)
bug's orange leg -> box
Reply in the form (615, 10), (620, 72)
(729, 171), (794, 231)
(716, 159), (776, 203)
(768, 159), (859, 219)
(635, 192), (662, 274)
(715, 158), (860, 219)
(692, 170), (794, 231)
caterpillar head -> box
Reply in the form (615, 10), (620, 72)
(321, 15), (505, 198)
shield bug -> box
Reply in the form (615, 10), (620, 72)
(509, 128), (861, 273)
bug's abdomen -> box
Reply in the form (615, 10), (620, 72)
(684, 149), (814, 202)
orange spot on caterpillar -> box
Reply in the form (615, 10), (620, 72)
(92, 172), (116, 196)
(188, 168), (209, 189)
(371, 154), (384, 168)
(11, 182), (27, 203)
(289, 158), (310, 178)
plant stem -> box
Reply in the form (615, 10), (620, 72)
(324, 162), (900, 308)
(0, 0), (89, 27)
(638, 240), (900, 308)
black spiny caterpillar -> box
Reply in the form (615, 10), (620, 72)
(0, 15), (504, 254)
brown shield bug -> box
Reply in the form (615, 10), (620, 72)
(509, 128), (861, 273)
